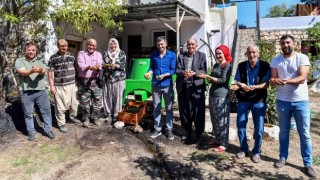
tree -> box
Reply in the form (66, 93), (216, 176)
(307, 22), (320, 54)
(53, 0), (128, 34)
(0, 0), (128, 103)
(265, 3), (296, 18)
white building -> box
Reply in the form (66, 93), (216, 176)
(53, 0), (237, 68)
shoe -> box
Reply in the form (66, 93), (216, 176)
(211, 141), (220, 146)
(167, 130), (174, 140)
(59, 125), (68, 133)
(69, 117), (82, 124)
(236, 151), (248, 159)
(305, 166), (317, 178)
(251, 154), (261, 163)
(27, 133), (35, 141)
(46, 131), (55, 139)
(83, 118), (90, 127)
(195, 135), (202, 145)
(274, 158), (286, 168)
(181, 134), (192, 142)
(150, 130), (162, 138)
(214, 145), (226, 152)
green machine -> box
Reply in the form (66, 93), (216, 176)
(124, 58), (152, 102)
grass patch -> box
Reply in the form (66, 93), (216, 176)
(12, 156), (29, 167)
(25, 166), (38, 175)
(39, 144), (67, 161)
(313, 156), (320, 166)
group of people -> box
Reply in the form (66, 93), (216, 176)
(15, 34), (316, 178)
(15, 38), (126, 139)
(144, 35), (316, 178)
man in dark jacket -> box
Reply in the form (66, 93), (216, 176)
(176, 38), (207, 144)
(234, 45), (270, 163)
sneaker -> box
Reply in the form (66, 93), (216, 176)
(305, 166), (317, 178)
(181, 134), (192, 142)
(167, 130), (174, 140)
(59, 125), (68, 133)
(27, 133), (35, 141)
(69, 117), (82, 124)
(83, 118), (90, 127)
(150, 130), (162, 138)
(46, 131), (55, 139)
(274, 158), (286, 168)
(251, 154), (261, 163)
(236, 151), (248, 159)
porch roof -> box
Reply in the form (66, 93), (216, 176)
(117, 0), (203, 22)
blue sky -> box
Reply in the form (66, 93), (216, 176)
(227, 0), (301, 27)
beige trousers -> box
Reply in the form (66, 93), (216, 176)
(54, 83), (79, 126)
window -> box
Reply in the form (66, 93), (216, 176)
(152, 30), (176, 51)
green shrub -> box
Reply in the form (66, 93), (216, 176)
(258, 41), (278, 125)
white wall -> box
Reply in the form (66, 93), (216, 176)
(208, 6), (237, 49)
(121, 19), (206, 56)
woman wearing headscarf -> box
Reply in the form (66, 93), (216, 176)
(205, 45), (232, 152)
(102, 38), (126, 123)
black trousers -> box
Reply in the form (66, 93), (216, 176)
(178, 83), (205, 136)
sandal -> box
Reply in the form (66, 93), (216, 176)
(213, 145), (226, 152)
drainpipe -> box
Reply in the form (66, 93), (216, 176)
(176, 6), (180, 56)
(256, 0), (261, 41)
(221, 0), (226, 45)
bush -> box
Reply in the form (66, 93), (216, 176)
(258, 41), (278, 125)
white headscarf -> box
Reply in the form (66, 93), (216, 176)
(107, 38), (120, 64)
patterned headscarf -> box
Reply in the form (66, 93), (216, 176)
(107, 38), (120, 64)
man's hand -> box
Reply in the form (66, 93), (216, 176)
(87, 65), (100, 71)
(50, 86), (56, 95)
(144, 72), (152, 79)
(270, 78), (287, 85)
(184, 70), (195, 78)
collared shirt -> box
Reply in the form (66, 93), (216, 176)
(48, 52), (76, 86)
(148, 50), (176, 87)
(14, 56), (47, 91)
(77, 50), (103, 78)
(235, 60), (270, 86)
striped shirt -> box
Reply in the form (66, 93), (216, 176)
(48, 52), (76, 86)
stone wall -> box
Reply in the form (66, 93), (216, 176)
(260, 29), (309, 54)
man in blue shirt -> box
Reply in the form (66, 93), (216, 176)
(144, 36), (176, 140)
(234, 45), (270, 163)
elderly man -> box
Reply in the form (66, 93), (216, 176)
(176, 38), (207, 144)
(234, 45), (270, 163)
(144, 36), (176, 140)
(77, 39), (103, 127)
(48, 39), (82, 133)
(15, 43), (55, 141)
(270, 35), (316, 178)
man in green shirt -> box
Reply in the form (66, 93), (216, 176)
(15, 42), (55, 141)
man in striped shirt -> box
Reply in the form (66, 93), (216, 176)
(48, 39), (81, 133)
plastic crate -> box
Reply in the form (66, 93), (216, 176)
(118, 101), (146, 124)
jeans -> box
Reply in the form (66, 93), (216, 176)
(20, 90), (52, 135)
(152, 84), (174, 131)
(237, 101), (266, 154)
(276, 100), (313, 166)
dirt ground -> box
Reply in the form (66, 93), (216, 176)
(0, 91), (320, 180)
